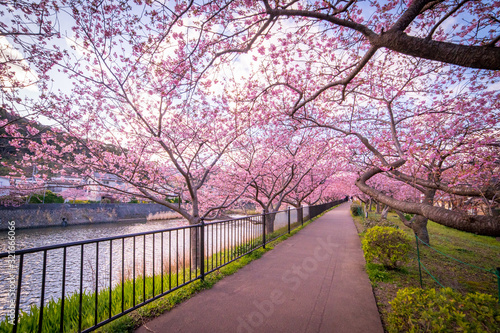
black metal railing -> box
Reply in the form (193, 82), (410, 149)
(0, 199), (346, 332)
(309, 200), (346, 220)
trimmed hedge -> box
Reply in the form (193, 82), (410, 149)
(388, 287), (500, 333)
(362, 226), (411, 269)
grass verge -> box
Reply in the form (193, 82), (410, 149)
(352, 207), (500, 331)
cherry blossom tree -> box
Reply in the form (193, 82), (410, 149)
(1, 1), (63, 144)
(227, 126), (337, 232)
(284, 155), (349, 209)
(202, 1), (499, 238)
(306, 61), (498, 239)
(1, 1), (256, 225)
(1, 0), (498, 240)
(230, 29), (498, 239)
(60, 187), (86, 203)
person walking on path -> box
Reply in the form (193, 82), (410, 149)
(136, 203), (383, 333)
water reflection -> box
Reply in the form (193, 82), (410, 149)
(0, 219), (188, 320)
(0, 211), (295, 322)
(0, 219), (188, 253)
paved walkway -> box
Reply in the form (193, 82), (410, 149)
(135, 203), (383, 333)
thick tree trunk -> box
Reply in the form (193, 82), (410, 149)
(381, 205), (389, 219)
(412, 215), (430, 244)
(190, 227), (199, 271)
(356, 163), (500, 237)
(265, 211), (277, 234)
(395, 211), (430, 244)
(187, 216), (201, 271)
(293, 204), (304, 224)
(409, 188), (435, 244)
(370, 30), (500, 70)
(390, 169), (500, 203)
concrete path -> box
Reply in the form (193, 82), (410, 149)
(135, 203), (384, 333)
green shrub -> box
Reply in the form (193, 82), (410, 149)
(366, 263), (392, 283)
(74, 199), (89, 204)
(362, 218), (399, 231)
(404, 213), (414, 221)
(29, 190), (64, 203)
(388, 287), (500, 333)
(362, 226), (411, 269)
(350, 204), (363, 216)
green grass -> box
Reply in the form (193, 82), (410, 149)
(0, 268), (202, 333)
(0, 208), (336, 333)
(352, 207), (500, 331)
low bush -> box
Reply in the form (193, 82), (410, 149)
(29, 190), (64, 203)
(362, 218), (399, 231)
(388, 287), (500, 333)
(73, 199), (90, 204)
(350, 204), (363, 216)
(403, 213), (414, 221)
(366, 263), (392, 284)
(362, 226), (411, 269)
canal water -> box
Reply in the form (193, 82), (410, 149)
(0, 219), (188, 253)
(0, 211), (296, 321)
(0, 218), (189, 321)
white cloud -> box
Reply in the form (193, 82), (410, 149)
(0, 36), (39, 91)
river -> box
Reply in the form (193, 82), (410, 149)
(0, 211), (295, 321)
(0, 218), (190, 321)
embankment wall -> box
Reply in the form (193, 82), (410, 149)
(0, 203), (173, 230)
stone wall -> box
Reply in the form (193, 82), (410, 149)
(0, 203), (174, 230)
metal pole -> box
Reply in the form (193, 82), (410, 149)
(262, 210), (266, 249)
(13, 254), (24, 333)
(200, 219), (205, 281)
(60, 248), (66, 332)
(416, 234), (423, 288)
(95, 243), (99, 327)
(496, 267), (500, 304)
(39, 252), (49, 330)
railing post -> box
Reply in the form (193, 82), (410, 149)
(496, 267), (500, 304)
(262, 210), (266, 249)
(200, 218), (205, 281)
(416, 234), (423, 288)
(287, 206), (291, 234)
(13, 254), (24, 333)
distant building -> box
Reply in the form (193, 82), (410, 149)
(85, 172), (128, 202)
(0, 176), (10, 196)
(1, 172), (133, 203)
(48, 175), (86, 194)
